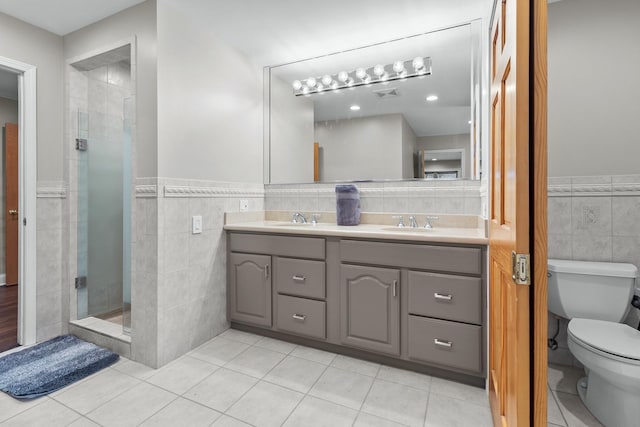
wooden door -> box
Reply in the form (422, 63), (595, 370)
(488, 0), (547, 426)
(228, 253), (272, 327)
(340, 264), (400, 356)
(4, 123), (18, 287)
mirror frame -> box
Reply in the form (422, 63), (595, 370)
(263, 20), (483, 185)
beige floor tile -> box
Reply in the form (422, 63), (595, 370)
(330, 354), (381, 377)
(211, 414), (253, 426)
(1, 398), (80, 427)
(354, 412), (410, 427)
(548, 364), (584, 395)
(424, 393), (493, 427)
(547, 386), (567, 426)
(376, 365), (432, 391)
(226, 381), (303, 427)
(309, 366), (374, 410)
(224, 346), (285, 378)
(254, 336), (297, 354)
(189, 337), (250, 366)
(184, 367), (258, 412)
(139, 397), (221, 426)
(263, 355), (327, 393)
(553, 391), (603, 427)
(67, 417), (101, 427)
(218, 329), (262, 345)
(0, 392), (45, 422)
(86, 382), (177, 427)
(146, 355), (219, 394)
(282, 395), (358, 427)
(113, 358), (157, 379)
(52, 368), (141, 414)
(361, 379), (429, 427)
(430, 377), (489, 407)
(289, 345), (337, 365)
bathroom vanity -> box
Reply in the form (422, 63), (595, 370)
(225, 213), (488, 385)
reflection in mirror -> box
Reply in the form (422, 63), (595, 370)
(266, 21), (481, 184)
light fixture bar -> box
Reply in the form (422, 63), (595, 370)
(292, 57), (432, 96)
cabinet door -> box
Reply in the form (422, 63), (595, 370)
(340, 264), (400, 355)
(229, 253), (272, 327)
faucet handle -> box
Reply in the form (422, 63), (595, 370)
(311, 214), (320, 225)
(392, 215), (405, 228)
(409, 216), (419, 228)
(424, 216), (439, 229)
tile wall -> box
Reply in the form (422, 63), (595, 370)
(547, 175), (640, 366)
(265, 180), (485, 216)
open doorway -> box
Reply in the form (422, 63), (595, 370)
(0, 68), (18, 353)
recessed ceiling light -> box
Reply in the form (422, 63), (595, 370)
(426, 95), (438, 102)
(350, 105), (361, 111)
(432, 158), (438, 161)
(468, 120), (472, 124)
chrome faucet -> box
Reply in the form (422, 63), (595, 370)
(424, 216), (439, 229)
(392, 215), (405, 228)
(291, 212), (307, 224)
(311, 214), (320, 225)
(409, 216), (419, 228)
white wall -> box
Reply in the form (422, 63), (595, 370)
(548, 0), (640, 176)
(315, 114), (405, 181)
(64, 0), (158, 178)
(401, 117), (417, 179)
(0, 13), (64, 182)
(156, 0), (263, 183)
(270, 75), (314, 183)
(416, 133), (471, 178)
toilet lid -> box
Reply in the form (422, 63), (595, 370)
(568, 318), (640, 361)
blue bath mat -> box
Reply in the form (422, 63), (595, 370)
(0, 335), (119, 399)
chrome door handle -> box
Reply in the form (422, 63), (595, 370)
(434, 293), (453, 301)
(292, 314), (306, 321)
(292, 275), (306, 283)
(434, 339), (453, 348)
(264, 265), (270, 279)
(393, 280), (398, 297)
(8, 209), (17, 215)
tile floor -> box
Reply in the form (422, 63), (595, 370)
(0, 330), (600, 427)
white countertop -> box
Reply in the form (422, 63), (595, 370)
(224, 220), (488, 245)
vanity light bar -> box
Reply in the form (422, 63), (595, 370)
(292, 56), (432, 96)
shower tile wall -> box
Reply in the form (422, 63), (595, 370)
(548, 175), (640, 366)
(265, 180), (484, 216)
(132, 178), (264, 368)
(35, 182), (66, 342)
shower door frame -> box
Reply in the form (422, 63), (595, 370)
(0, 55), (38, 346)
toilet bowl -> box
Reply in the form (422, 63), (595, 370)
(567, 318), (640, 427)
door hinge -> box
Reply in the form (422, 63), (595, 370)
(512, 252), (531, 285)
(75, 138), (88, 151)
(75, 276), (87, 289)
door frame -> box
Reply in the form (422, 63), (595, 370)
(0, 55), (37, 346)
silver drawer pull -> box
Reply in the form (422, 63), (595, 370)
(292, 314), (307, 321)
(434, 293), (453, 301)
(292, 275), (306, 283)
(434, 339), (453, 348)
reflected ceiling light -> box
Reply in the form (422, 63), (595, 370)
(291, 57), (431, 96)
(432, 158), (438, 161)
(426, 95), (438, 101)
(468, 120), (472, 124)
(350, 105), (361, 111)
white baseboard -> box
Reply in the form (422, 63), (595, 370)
(0, 274), (6, 286)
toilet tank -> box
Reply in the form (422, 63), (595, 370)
(548, 259), (637, 322)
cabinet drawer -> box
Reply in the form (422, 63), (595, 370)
(408, 315), (482, 374)
(230, 233), (325, 260)
(276, 295), (326, 339)
(340, 240), (481, 275)
(276, 257), (326, 299)
(408, 271), (482, 324)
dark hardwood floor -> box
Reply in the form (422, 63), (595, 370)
(0, 285), (18, 353)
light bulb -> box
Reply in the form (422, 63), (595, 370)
(426, 95), (438, 101)
(355, 68), (368, 80)
(373, 64), (385, 77)
(392, 61), (405, 73)
(363, 75), (371, 84)
(306, 77), (317, 88)
(302, 86), (310, 95)
(346, 77), (354, 86)
(292, 80), (302, 90)
(322, 75), (332, 86)
(331, 81), (339, 90)
(350, 105), (361, 111)
(380, 72), (389, 81)
(317, 83), (324, 92)
(412, 56), (425, 71)
(338, 71), (349, 82)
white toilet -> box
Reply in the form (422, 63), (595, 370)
(547, 259), (640, 427)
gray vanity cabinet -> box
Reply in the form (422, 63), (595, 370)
(228, 253), (272, 327)
(340, 264), (400, 356)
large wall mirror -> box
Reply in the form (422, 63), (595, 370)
(265, 21), (482, 184)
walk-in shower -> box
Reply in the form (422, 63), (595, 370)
(70, 45), (133, 334)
